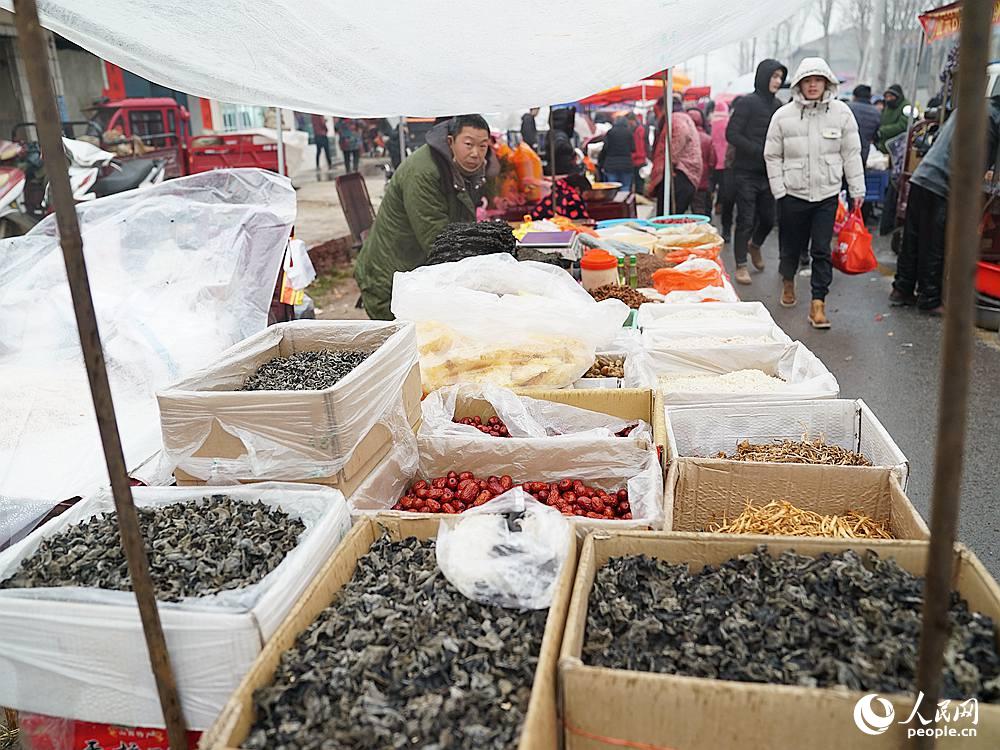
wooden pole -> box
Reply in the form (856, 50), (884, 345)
(11, 2), (189, 747)
(914, 2), (992, 747)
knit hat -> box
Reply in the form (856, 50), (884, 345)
(853, 84), (872, 100)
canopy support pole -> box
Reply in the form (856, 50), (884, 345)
(549, 106), (558, 194)
(915, 2), (992, 747)
(275, 107), (285, 176)
(907, 28), (926, 136)
(11, 2), (188, 748)
(662, 67), (674, 214)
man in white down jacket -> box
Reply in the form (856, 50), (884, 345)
(764, 57), (865, 329)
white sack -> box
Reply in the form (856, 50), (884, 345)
(656, 341), (840, 404)
(0, 483), (352, 729)
(2, 1), (811, 117)
(637, 301), (777, 329)
(0, 169), (295, 524)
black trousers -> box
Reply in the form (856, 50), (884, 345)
(343, 149), (360, 173)
(893, 182), (947, 309)
(314, 135), (332, 168)
(778, 195), (838, 301)
(733, 170), (776, 266)
(674, 171), (695, 214)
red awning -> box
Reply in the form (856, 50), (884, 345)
(918, 0), (1000, 43)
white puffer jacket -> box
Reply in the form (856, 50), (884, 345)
(764, 57), (865, 202)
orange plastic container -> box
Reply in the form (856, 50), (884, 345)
(580, 249), (620, 290)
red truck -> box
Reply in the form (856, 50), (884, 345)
(84, 97), (283, 177)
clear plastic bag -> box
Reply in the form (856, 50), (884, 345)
(0, 169), (295, 516)
(436, 490), (572, 610)
(391, 254), (629, 390)
(419, 384), (651, 441)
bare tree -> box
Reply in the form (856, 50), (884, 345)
(814, 0), (837, 60)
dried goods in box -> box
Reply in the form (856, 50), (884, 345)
(584, 547), (1000, 699)
(244, 536), (548, 750)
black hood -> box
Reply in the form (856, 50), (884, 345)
(884, 84), (905, 106)
(753, 58), (787, 96)
(550, 106), (576, 136)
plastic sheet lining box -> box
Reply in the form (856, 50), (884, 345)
(159, 320), (421, 496)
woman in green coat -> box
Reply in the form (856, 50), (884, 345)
(354, 114), (497, 320)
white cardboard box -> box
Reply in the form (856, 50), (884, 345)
(0, 483), (352, 729)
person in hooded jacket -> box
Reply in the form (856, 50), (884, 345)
(727, 58), (788, 285)
(876, 84), (909, 153)
(354, 114), (498, 319)
(647, 96), (703, 214)
(542, 107), (579, 176)
(598, 116), (635, 191)
(764, 57), (865, 329)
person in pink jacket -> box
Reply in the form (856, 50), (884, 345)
(646, 96), (703, 214)
(709, 100), (735, 240)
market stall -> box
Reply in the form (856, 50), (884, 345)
(1, 0), (998, 749)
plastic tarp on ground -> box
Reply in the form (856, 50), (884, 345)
(1, 0), (812, 117)
(0, 169), (296, 542)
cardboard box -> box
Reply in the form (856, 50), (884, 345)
(559, 532), (1000, 750)
(663, 398), (910, 486)
(199, 516), (578, 750)
(516, 388), (667, 468)
(664, 458), (928, 539)
(159, 320), (421, 495)
(0, 484), (353, 730)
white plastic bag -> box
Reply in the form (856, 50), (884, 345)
(350, 434), (664, 530)
(637, 300), (776, 329)
(283, 238), (316, 290)
(656, 341), (840, 404)
(0, 169), (295, 519)
(419, 384), (651, 441)
(436, 490), (572, 610)
(391, 254), (629, 390)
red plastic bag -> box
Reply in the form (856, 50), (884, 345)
(833, 206), (877, 274)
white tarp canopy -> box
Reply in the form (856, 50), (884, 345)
(2, 0), (811, 117)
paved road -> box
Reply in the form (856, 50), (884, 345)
(719, 219), (1000, 577)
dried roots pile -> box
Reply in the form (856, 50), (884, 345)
(718, 439), (872, 466)
(708, 499), (893, 539)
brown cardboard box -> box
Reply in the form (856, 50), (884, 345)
(516, 388), (667, 469)
(160, 321), (422, 496)
(559, 532), (1000, 750)
(664, 458), (929, 539)
(199, 516), (577, 750)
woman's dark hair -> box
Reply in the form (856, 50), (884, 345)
(449, 114), (490, 136)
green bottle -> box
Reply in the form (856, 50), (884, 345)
(617, 257), (625, 285)
(629, 255), (638, 289)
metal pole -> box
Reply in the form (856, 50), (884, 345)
(907, 28), (926, 134)
(914, 2), (992, 748)
(663, 68), (674, 214)
(11, 2), (188, 748)
(549, 105), (558, 190)
(275, 107), (285, 177)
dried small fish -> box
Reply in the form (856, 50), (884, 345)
(244, 536), (548, 750)
(717, 438), (872, 466)
(241, 350), (372, 391)
(0, 496), (304, 602)
(707, 499), (893, 539)
(584, 548), (1000, 701)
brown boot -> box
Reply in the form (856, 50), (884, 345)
(749, 242), (766, 271)
(780, 278), (796, 307)
(809, 299), (831, 329)
(734, 265), (752, 285)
